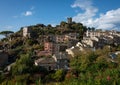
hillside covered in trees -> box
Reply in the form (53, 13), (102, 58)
(0, 20), (120, 85)
(0, 20), (88, 59)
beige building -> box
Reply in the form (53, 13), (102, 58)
(23, 27), (31, 38)
(66, 47), (81, 57)
(55, 35), (69, 43)
(66, 42), (85, 57)
(86, 30), (105, 37)
(66, 33), (79, 40)
(55, 33), (79, 44)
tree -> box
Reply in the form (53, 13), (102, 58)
(11, 52), (34, 75)
(0, 31), (14, 38)
(0, 31), (14, 51)
(91, 27), (95, 31)
(47, 24), (52, 28)
(60, 21), (67, 27)
(53, 69), (65, 81)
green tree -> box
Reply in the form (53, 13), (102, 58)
(53, 69), (65, 82)
(0, 31), (14, 38)
(60, 21), (67, 28)
(11, 52), (34, 75)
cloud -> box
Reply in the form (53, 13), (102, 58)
(94, 8), (120, 30)
(51, 23), (57, 27)
(72, 0), (98, 27)
(71, 0), (98, 13)
(72, 0), (120, 30)
(22, 6), (35, 16)
(23, 11), (33, 16)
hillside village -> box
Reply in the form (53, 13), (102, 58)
(0, 18), (120, 84)
(0, 18), (86, 70)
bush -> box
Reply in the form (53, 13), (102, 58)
(53, 69), (66, 82)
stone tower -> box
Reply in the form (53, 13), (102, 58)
(67, 17), (72, 24)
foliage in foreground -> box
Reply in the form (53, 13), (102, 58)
(1, 46), (120, 85)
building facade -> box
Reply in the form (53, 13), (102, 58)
(23, 27), (31, 38)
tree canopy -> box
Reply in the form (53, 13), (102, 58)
(0, 31), (14, 37)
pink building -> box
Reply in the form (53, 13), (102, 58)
(44, 42), (55, 54)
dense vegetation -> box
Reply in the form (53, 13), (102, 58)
(0, 45), (120, 85)
(66, 46), (120, 85)
(0, 21), (88, 58)
(0, 21), (120, 85)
